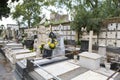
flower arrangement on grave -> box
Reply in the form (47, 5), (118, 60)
(48, 39), (58, 49)
(39, 43), (45, 50)
(30, 48), (35, 52)
(39, 43), (45, 54)
(39, 31), (58, 55)
(73, 50), (79, 55)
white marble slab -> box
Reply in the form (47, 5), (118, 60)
(34, 59), (50, 64)
(71, 70), (113, 80)
(43, 61), (80, 76)
(79, 52), (101, 70)
(10, 49), (30, 55)
(95, 68), (119, 77)
(6, 43), (22, 46)
(0, 40), (9, 43)
(5, 43), (22, 49)
(65, 47), (80, 51)
(16, 52), (37, 60)
(35, 61), (80, 80)
(67, 60), (80, 65)
(0, 41), (4, 43)
(35, 68), (53, 80)
(79, 52), (101, 60)
(10, 46), (24, 50)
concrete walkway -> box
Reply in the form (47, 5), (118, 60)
(0, 53), (16, 80)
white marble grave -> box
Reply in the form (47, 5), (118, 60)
(16, 52), (37, 60)
(35, 60), (80, 80)
(71, 70), (113, 80)
(10, 49), (30, 55)
(79, 52), (101, 70)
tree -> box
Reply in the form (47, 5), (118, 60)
(47, 0), (120, 45)
(102, 0), (120, 18)
(70, 5), (91, 42)
(83, 0), (120, 45)
(12, 0), (45, 28)
(0, 0), (19, 19)
(58, 0), (103, 42)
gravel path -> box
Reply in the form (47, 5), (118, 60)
(0, 53), (16, 80)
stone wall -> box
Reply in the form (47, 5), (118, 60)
(98, 22), (120, 47)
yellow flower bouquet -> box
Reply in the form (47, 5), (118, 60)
(49, 43), (56, 49)
(39, 44), (44, 50)
(48, 40), (58, 49)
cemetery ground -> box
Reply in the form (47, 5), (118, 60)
(0, 49), (120, 80)
(0, 52), (16, 80)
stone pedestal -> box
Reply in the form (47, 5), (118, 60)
(98, 44), (106, 64)
(98, 45), (106, 57)
(79, 52), (101, 70)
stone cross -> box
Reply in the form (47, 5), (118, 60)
(88, 30), (93, 53)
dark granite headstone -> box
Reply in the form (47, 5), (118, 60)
(80, 40), (89, 52)
(43, 49), (52, 59)
(24, 40), (34, 49)
(26, 59), (34, 72)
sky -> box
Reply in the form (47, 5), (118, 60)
(0, 0), (21, 28)
(0, 0), (68, 28)
(0, 16), (17, 28)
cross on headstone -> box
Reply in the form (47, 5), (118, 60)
(88, 30), (93, 53)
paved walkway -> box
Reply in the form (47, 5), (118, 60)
(0, 53), (16, 80)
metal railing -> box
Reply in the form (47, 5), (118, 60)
(107, 66), (120, 80)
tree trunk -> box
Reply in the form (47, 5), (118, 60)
(105, 25), (107, 46)
(28, 19), (31, 29)
(77, 31), (80, 42)
(17, 21), (20, 30)
(97, 32), (99, 45)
